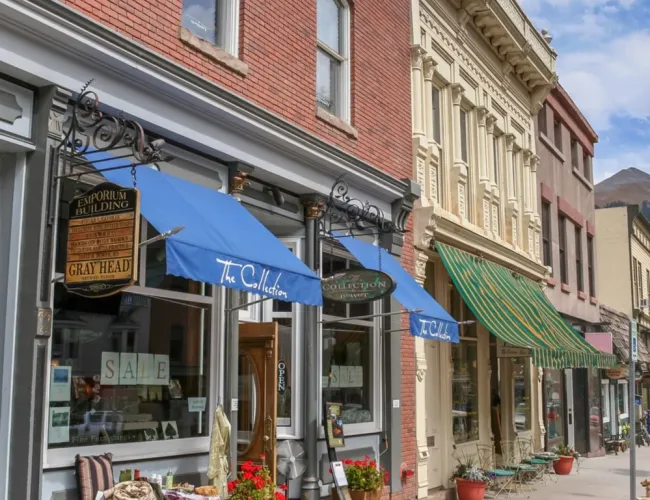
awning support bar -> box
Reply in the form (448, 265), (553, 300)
(320, 308), (423, 325)
(226, 296), (271, 312)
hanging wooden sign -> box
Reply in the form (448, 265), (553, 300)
(64, 182), (140, 298)
(321, 269), (395, 303)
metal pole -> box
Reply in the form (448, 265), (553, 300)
(302, 201), (320, 500)
(630, 316), (637, 500)
(226, 288), (240, 477)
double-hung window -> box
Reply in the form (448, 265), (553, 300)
(559, 215), (568, 285)
(575, 227), (583, 292)
(181, 0), (240, 55)
(316, 0), (350, 121)
(587, 236), (595, 297)
(492, 135), (500, 185)
(432, 87), (442, 145)
(460, 109), (469, 163)
(542, 202), (552, 268)
(633, 257), (639, 307)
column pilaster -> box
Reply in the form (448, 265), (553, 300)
(411, 45), (427, 139)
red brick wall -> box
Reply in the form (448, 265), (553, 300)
(61, 0), (412, 180)
(396, 220), (417, 500)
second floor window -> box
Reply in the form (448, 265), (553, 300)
(554, 121), (563, 151)
(575, 227), (583, 292)
(432, 87), (442, 144)
(559, 215), (568, 284)
(571, 138), (579, 170)
(493, 135), (500, 184)
(542, 201), (552, 268)
(181, 0), (239, 54)
(316, 0), (350, 121)
(538, 103), (548, 136)
(587, 236), (595, 297)
(583, 153), (592, 182)
(633, 257), (639, 307)
(460, 109), (468, 163)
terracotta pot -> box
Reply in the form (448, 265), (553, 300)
(553, 456), (574, 475)
(455, 478), (487, 500)
(333, 488), (382, 500)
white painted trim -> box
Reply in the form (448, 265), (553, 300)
(219, 0), (240, 57)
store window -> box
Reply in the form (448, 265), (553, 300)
(321, 251), (376, 426)
(48, 170), (216, 458)
(544, 369), (564, 450)
(513, 358), (532, 431)
(451, 287), (479, 443)
(588, 368), (602, 452)
(618, 380), (629, 428)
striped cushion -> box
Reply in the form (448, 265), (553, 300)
(75, 453), (114, 500)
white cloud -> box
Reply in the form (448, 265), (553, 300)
(593, 147), (650, 183)
(558, 31), (650, 130)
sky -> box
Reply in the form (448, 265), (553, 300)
(518, 0), (650, 184)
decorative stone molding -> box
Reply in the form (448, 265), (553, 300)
(451, 83), (465, 105)
(411, 44), (427, 70)
(414, 250), (429, 285)
(0, 90), (22, 125)
(423, 56), (437, 80)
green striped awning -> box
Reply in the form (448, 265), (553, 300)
(436, 242), (617, 369)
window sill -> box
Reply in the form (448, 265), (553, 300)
(572, 166), (594, 191)
(316, 107), (358, 138)
(561, 283), (570, 294)
(590, 296), (598, 305)
(179, 27), (249, 76)
(578, 291), (587, 301)
(540, 133), (565, 163)
(547, 277), (557, 288)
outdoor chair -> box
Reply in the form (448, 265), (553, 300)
(517, 437), (554, 484)
(476, 443), (515, 499)
(500, 440), (536, 495)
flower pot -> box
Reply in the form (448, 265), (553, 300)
(553, 456), (574, 475)
(333, 488), (382, 500)
(455, 478), (487, 500)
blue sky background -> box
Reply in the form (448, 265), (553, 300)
(518, 0), (650, 183)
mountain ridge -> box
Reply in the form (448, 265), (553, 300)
(595, 168), (650, 221)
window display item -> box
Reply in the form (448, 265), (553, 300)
(74, 453), (115, 500)
(207, 405), (231, 497)
(166, 471), (174, 489)
(102, 481), (158, 500)
(50, 366), (71, 402)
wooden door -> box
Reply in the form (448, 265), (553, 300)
(238, 322), (278, 481)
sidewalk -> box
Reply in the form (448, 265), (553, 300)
(523, 447), (650, 500)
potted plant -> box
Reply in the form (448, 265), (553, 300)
(552, 444), (579, 475)
(332, 457), (385, 500)
(228, 457), (287, 500)
(451, 456), (492, 500)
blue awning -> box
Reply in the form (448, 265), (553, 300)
(336, 234), (459, 342)
(85, 151), (322, 306)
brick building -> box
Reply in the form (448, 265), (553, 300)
(0, 0), (419, 499)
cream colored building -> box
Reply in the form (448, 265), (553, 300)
(409, 0), (557, 495)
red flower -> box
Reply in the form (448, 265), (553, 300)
(343, 459), (353, 465)
(241, 461), (255, 473)
(280, 484), (289, 492)
(252, 476), (265, 490)
(369, 461), (377, 467)
(260, 453), (266, 461)
(227, 481), (237, 493)
(275, 493), (286, 500)
(243, 471), (254, 481)
(365, 455), (370, 460)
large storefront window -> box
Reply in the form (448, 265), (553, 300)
(544, 369), (564, 450)
(321, 252), (375, 425)
(618, 381), (629, 430)
(588, 368), (602, 452)
(49, 286), (211, 449)
(513, 358), (532, 431)
(451, 288), (479, 443)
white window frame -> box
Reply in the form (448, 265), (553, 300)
(181, 0), (241, 56)
(43, 153), (228, 468)
(617, 380), (629, 432)
(316, 0), (351, 123)
(317, 243), (383, 437)
(601, 380), (610, 425)
(263, 237), (304, 440)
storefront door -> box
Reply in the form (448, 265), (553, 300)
(425, 341), (443, 489)
(565, 370), (575, 448)
(238, 323), (278, 481)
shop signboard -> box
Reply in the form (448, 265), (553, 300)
(64, 182), (140, 298)
(321, 269), (395, 303)
(496, 338), (531, 358)
(325, 402), (345, 448)
(277, 360), (287, 395)
(605, 367), (628, 380)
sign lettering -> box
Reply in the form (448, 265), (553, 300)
(277, 360), (287, 395)
(416, 318), (453, 341)
(321, 269), (395, 303)
(496, 338), (531, 358)
(65, 182), (140, 298)
(216, 259), (289, 300)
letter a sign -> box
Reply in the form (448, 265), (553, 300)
(64, 182), (141, 298)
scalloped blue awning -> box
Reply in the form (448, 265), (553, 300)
(335, 233), (458, 342)
(86, 150), (322, 306)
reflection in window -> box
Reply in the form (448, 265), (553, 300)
(544, 369), (564, 450)
(452, 341), (478, 443)
(48, 286), (210, 449)
(513, 357), (531, 431)
(588, 368), (602, 451)
(316, 0), (347, 117)
(182, 0), (218, 45)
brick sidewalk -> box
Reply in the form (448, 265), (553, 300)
(522, 446), (650, 500)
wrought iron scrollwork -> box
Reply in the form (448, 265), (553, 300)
(58, 80), (166, 177)
(318, 174), (405, 238)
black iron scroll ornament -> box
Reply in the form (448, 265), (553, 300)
(318, 174), (406, 239)
(57, 80), (166, 177)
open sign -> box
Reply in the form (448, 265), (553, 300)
(277, 360), (287, 395)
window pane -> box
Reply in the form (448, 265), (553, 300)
(322, 323), (372, 424)
(145, 224), (212, 296)
(460, 110), (468, 163)
(49, 285), (211, 449)
(492, 136), (499, 183)
(513, 358), (531, 431)
(277, 318), (293, 426)
(452, 341), (479, 443)
(544, 369), (564, 450)
(432, 87), (441, 144)
(317, 0), (341, 52)
(317, 50), (339, 114)
(182, 0), (218, 45)
(348, 260), (371, 318)
(322, 253), (347, 317)
(588, 368), (602, 451)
